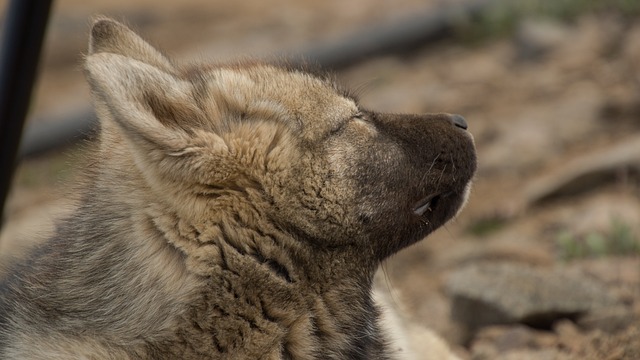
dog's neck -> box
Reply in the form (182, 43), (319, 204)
(145, 202), (391, 359)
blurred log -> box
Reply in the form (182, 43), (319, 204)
(288, 0), (495, 69)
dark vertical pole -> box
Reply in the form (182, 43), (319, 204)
(0, 0), (53, 228)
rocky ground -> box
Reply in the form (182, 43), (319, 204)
(2, 1), (639, 359)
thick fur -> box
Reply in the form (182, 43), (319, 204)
(0, 18), (476, 359)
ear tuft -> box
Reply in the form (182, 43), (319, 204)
(89, 16), (174, 72)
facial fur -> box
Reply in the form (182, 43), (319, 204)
(0, 17), (476, 359)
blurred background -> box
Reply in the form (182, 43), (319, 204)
(1, 0), (639, 358)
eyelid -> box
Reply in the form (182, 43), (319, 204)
(330, 111), (365, 136)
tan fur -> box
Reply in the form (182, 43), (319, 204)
(0, 18), (476, 359)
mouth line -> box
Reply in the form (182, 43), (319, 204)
(413, 193), (443, 216)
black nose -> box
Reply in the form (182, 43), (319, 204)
(451, 114), (468, 130)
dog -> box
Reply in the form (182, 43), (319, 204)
(0, 17), (476, 359)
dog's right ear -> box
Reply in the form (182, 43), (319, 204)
(89, 17), (174, 73)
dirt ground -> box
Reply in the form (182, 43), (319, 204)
(2, 0), (639, 359)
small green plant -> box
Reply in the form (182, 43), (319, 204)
(609, 218), (640, 254)
(556, 218), (640, 260)
(467, 217), (507, 237)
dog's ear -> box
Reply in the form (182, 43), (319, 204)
(84, 18), (232, 187)
(85, 51), (202, 150)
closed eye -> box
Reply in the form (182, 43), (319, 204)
(329, 112), (363, 135)
(329, 121), (347, 136)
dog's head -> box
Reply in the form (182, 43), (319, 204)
(85, 18), (476, 261)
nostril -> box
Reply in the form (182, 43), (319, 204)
(451, 114), (468, 130)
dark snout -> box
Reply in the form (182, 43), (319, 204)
(356, 111), (477, 257)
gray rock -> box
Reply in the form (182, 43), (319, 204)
(446, 262), (618, 330)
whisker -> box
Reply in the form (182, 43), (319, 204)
(419, 153), (441, 185)
(450, 153), (457, 181)
(380, 261), (400, 309)
(434, 163), (448, 193)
